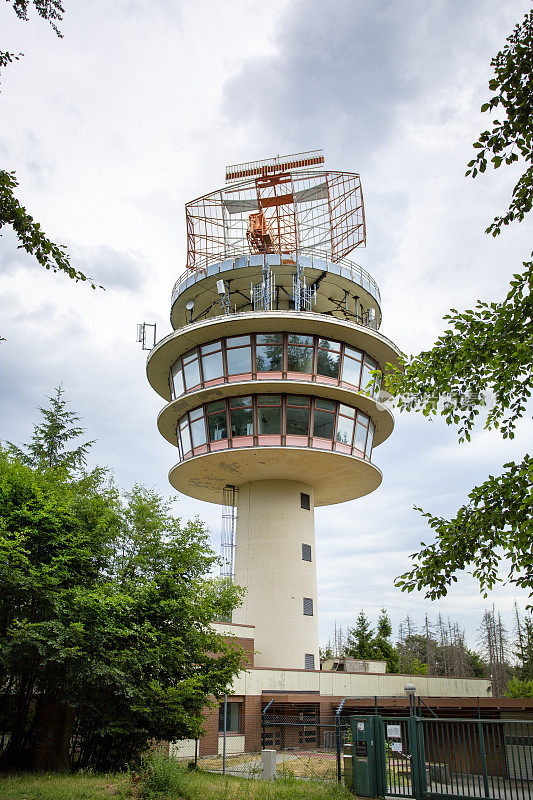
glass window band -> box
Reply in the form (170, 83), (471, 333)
(175, 394), (375, 463)
(169, 333), (381, 398)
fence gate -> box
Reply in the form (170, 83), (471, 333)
(349, 715), (533, 800)
(382, 716), (417, 798)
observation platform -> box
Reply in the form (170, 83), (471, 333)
(170, 254), (382, 331)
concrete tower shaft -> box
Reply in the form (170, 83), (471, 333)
(145, 154), (400, 671)
(232, 480), (318, 670)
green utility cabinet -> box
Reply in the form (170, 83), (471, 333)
(349, 715), (387, 798)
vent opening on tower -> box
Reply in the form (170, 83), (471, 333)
(301, 492), (310, 510)
(302, 543), (312, 562)
(304, 653), (315, 670)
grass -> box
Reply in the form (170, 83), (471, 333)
(0, 772), (133, 800)
(141, 754), (352, 800)
(0, 754), (351, 800)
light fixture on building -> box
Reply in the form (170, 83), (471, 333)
(185, 299), (194, 323)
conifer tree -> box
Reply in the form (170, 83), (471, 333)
(344, 611), (374, 659)
(7, 386), (94, 473)
(513, 602), (533, 681)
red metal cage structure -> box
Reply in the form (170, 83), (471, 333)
(185, 168), (366, 273)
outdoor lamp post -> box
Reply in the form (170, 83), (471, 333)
(404, 683), (416, 716)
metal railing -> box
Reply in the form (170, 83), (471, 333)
(171, 253), (381, 305)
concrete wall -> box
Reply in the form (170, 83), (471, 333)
(218, 734), (245, 755)
(227, 667), (492, 698)
(169, 739), (196, 759)
(231, 479), (319, 670)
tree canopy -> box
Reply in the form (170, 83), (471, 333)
(382, 9), (533, 604)
(466, 11), (533, 236)
(344, 610), (399, 673)
(0, 392), (244, 771)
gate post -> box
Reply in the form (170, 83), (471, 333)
(408, 716), (424, 800)
(418, 718), (427, 795)
(336, 713), (342, 783)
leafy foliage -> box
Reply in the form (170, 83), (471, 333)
(0, 391), (245, 771)
(7, 0), (65, 36)
(507, 676), (533, 697)
(0, 171), (98, 287)
(395, 457), (533, 600)
(466, 11), (533, 236)
(0, 51), (22, 71)
(1, 2), (100, 289)
(383, 260), (533, 443)
(0, 449), (244, 770)
(382, 10), (533, 604)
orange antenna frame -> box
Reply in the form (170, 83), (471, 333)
(185, 152), (365, 273)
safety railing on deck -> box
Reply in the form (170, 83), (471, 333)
(171, 253), (381, 305)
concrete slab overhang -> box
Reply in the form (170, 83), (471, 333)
(157, 380), (394, 447)
(168, 447), (382, 506)
(146, 310), (402, 401)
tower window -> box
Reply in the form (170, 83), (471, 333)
(304, 653), (315, 670)
(301, 492), (310, 510)
(303, 597), (313, 616)
(302, 544), (312, 562)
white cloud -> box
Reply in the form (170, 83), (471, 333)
(1, 0), (531, 653)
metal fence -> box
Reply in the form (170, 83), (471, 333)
(419, 718), (533, 800)
(169, 706), (533, 795)
(261, 713), (349, 782)
(354, 715), (533, 800)
(174, 710), (350, 782)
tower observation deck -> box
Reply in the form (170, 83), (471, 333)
(146, 151), (400, 671)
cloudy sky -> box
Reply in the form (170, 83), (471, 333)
(1, 0), (531, 652)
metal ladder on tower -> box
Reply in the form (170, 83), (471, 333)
(220, 485), (237, 583)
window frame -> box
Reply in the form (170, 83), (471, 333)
(218, 701), (242, 734)
(254, 332), (284, 375)
(171, 333), (383, 398)
(286, 333), (315, 376)
(304, 653), (315, 670)
(175, 394), (376, 464)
